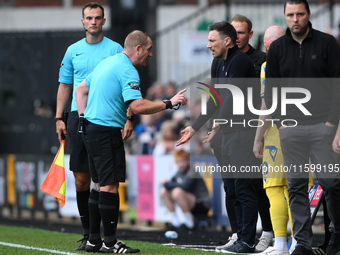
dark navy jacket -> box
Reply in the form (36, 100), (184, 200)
(193, 45), (260, 133)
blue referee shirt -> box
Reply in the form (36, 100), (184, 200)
(84, 53), (143, 128)
(58, 37), (123, 112)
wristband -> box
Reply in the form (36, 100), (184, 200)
(162, 99), (172, 109)
(127, 115), (134, 122)
(55, 117), (63, 122)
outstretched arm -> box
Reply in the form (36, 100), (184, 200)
(130, 89), (187, 115)
(176, 126), (195, 146)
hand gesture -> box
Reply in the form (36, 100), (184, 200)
(176, 126), (195, 146)
(202, 124), (220, 144)
(170, 89), (187, 108)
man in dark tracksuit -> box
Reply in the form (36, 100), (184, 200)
(265, 1), (340, 255)
(211, 14), (273, 253)
(177, 21), (262, 253)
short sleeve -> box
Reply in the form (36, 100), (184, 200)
(58, 47), (73, 84)
(85, 72), (93, 89)
(121, 68), (143, 102)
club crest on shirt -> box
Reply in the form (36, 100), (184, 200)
(129, 83), (140, 90)
(265, 145), (278, 162)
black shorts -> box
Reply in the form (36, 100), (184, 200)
(191, 199), (210, 216)
(83, 120), (126, 186)
(68, 111), (89, 172)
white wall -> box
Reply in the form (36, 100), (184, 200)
(0, 6), (111, 32)
(156, 5), (226, 84)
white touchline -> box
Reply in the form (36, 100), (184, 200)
(0, 242), (79, 255)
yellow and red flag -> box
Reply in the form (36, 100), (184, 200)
(40, 140), (66, 207)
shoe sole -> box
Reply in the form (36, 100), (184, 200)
(85, 243), (102, 252)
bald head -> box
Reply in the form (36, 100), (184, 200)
(122, 30), (153, 67)
(124, 30), (150, 50)
(264, 26), (285, 52)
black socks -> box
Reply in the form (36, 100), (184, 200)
(88, 189), (101, 244)
(99, 191), (120, 247)
(76, 189), (90, 238)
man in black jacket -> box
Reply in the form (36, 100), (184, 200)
(211, 14), (266, 79)
(211, 14), (273, 253)
(265, 1), (340, 255)
(231, 14), (266, 78)
(177, 21), (261, 254)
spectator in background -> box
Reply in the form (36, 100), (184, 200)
(134, 115), (158, 154)
(172, 109), (190, 139)
(160, 149), (211, 230)
(145, 81), (166, 101)
(153, 120), (179, 156)
(164, 81), (177, 99)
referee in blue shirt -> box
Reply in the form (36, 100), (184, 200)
(76, 30), (187, 254)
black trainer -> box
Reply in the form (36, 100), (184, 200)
(221, 241), (254, 254)
(74, 237), (88, 251)
(291, 245), (314, 255)
(326, 233), (340, 255)
(99, 240), (140, 253)
(85, 240), (102, 253)
(312, 245), (326, 255)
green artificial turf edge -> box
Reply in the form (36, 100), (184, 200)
(0, 225), (227, 255)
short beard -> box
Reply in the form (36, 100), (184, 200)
(87, 29), (102, 37)
(291, 24), (309, 37)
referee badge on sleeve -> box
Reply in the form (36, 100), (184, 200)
(129, 83), (140, 90)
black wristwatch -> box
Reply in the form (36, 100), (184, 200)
(162, 99), (172, 109)
(127, 115), (134, 122)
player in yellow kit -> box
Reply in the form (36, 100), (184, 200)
(253, 26), (292, 255)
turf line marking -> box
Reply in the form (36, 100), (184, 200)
(0, 242), (79, 255)
(176, 244), (216, 248)
(162, 243), (217, 252)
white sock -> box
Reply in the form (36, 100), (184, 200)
(262, 231), (274, 238)
(170, 212), (180, 228)
(274, 236), (288, 251)
(183, 212), (194, 229)
(231, 233), (238, 239)
(289, 237), (297, 253)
